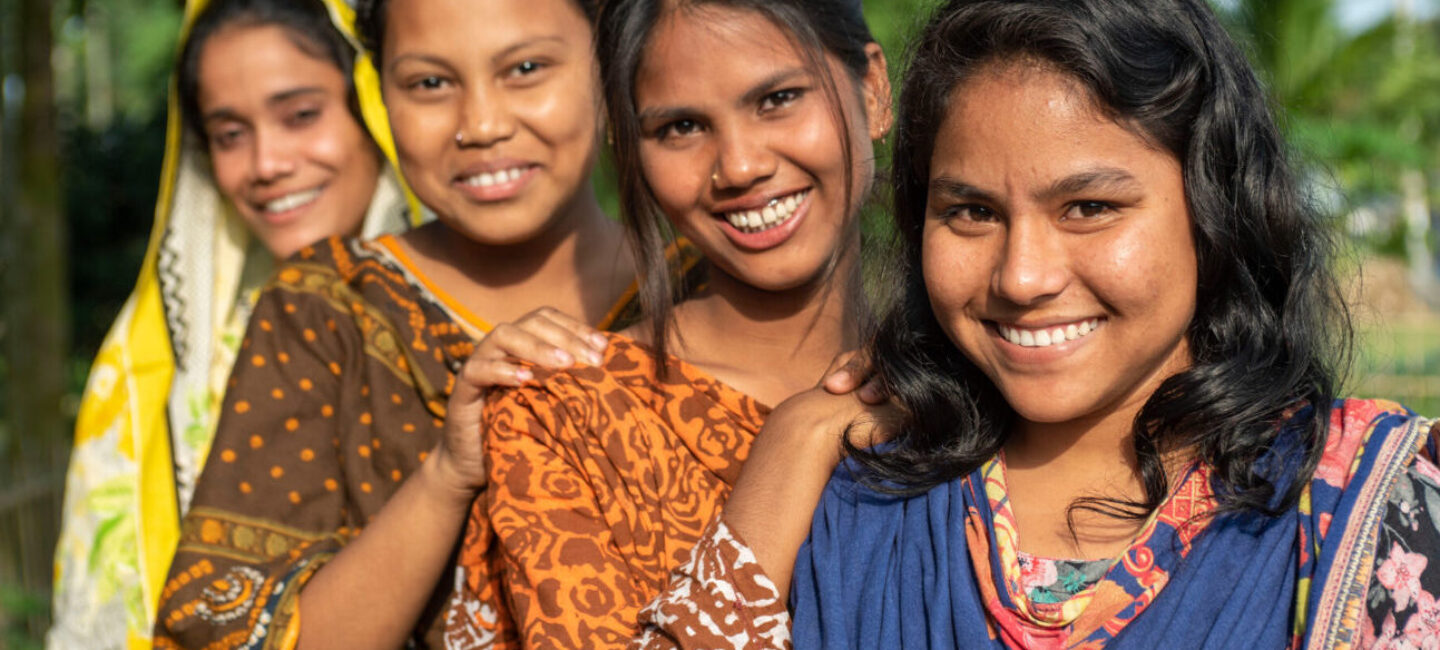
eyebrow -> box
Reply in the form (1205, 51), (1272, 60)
(928, 167), (1142, 202)
(267, 87), (326, 106)
(201, 87), (326, 126)
(1035, 167), (1141, 201)
(636, 66), (810, 125)
(387, 36), (567, 74)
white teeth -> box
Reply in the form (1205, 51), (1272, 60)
(264, 188), (322, 213)
(723, 190), (808, 234)
(997, 319), (1103, 349)
(462, 166), (528, 188)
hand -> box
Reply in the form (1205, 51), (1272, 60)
(759, 382), (898, 470)
(431, 307), (609, 499)
(819, 348), (888, 405)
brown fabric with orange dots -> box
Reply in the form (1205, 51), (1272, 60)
(154, 235), (484, 649)
(442, 335), (771, 648)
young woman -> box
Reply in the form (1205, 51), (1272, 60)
(51, 0), (408, 646)
(441, 0), (891, 647)
(684, 0), (1440, 647)
(153, 0), (640, 647)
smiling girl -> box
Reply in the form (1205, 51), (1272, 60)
(153, 0), (643, 647)
(764, 0), (1440, 647)
(441, 0), (891, 646)
(52, 0), (410, 646)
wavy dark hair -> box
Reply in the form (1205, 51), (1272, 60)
(178, 0), (360, 144)
(851, 0), (1350, 523)
(355, 0), (598, 63)
(597, 0), (877, 363)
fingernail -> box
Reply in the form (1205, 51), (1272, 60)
(515, 368), (533, 382)
(589, 333), (608, 349)
(830, 369), (850, 384)
(553, 349), (574, 365)
(588, 351), (604, 365)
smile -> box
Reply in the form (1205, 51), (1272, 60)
(460, 165), (530, 188)
(995, 318), (1103, 348)
(722, 190), (808, 234)
(262, 187), (322, 214)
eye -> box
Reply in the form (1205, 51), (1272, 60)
(511, 60), (545, 77)
(208, 126), (246, 150)
(1063, 200), (1115, 221)
(286, 107), (321, 128)
(940, 203), (998, 223)
(654, 118), (703, 141)
(759, 88), (804, 112)
(409, 75), (448, 91)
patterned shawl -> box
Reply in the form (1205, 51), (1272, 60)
(790, 399), (1437, 649)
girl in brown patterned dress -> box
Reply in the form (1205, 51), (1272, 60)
(153, 0), (641, 647)
(443, 1), (893, 647)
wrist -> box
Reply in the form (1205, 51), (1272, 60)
(419, 446), (485, 509)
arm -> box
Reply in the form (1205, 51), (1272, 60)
(633, 519), (791, 649)
(486, 387), (653, 648)
(296, 308), (608, 650)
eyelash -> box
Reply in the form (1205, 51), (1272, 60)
(940, 204), (998, 222)
(653, 118), (702, 141)
(408, 76), (448, 92)
(511, 60), (544, 77)
(760, 88), (805, 112)
(1062, 200), (1116, 221)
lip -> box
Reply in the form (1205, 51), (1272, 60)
(711, 188), (812, 252)
(452, 159), (539, 203)
(251, 184), (326, 227)
(984, 316), (1105, 362)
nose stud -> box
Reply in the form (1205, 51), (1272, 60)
(455, 131), (465, 146)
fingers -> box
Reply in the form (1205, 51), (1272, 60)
(473, 307), (607, 370)
(822, 349), (880, 399)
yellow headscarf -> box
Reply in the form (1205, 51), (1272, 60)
(48, 2), (419, 648)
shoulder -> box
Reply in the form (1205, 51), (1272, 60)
(1311, 399), (1420, 492)
(485, 335), (659, 440)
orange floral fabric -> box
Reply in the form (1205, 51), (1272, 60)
(445, 335), (788, 648)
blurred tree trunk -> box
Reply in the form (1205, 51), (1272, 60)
(1, 0), (70, 638)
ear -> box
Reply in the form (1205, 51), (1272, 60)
(860, 42), (893, 141)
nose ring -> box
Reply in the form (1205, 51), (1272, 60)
(455, 130), (465, 146)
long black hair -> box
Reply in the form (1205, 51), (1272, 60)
(178, 0), (360, 143)
(853, 0), (1350, 522)
(355, 0), (598, 63)
(597, 0), (878, 363)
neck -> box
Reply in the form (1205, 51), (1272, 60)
(433, 185), (615, 287)
(671, 234), (864, 405)
(404, 184), (630, 326)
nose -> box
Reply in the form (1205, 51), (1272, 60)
(457, 84), (516, 147)
(252, 128), (297, 183)
(993, 216), (1070, 305)
(710, 126), (776, 190)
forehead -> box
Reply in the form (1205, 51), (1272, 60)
(385, 0), (589, 60)
(197, 24), (344, 110)
(930, 63), (1172, 183)
(635, 5), (806, 106)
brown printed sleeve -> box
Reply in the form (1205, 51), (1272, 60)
(485, 383), (654, 648)
(633, 518), (791, 650)
(154, 276), (366, 649)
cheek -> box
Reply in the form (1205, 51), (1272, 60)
(209, 149), (251, 204)
(1086, 218), (1197, 319)
(639, 147), (703, 221)
(387, 103), (452, 176)
(920, 228), (984, 321)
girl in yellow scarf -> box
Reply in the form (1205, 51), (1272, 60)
(49, 1), (416, 647)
